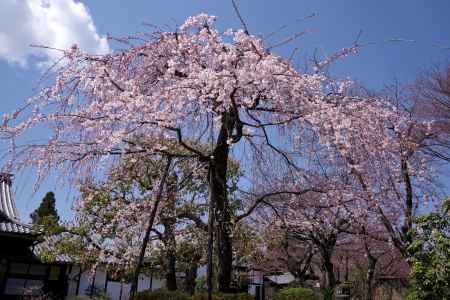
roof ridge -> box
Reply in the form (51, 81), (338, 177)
(0, 173), (20, 221)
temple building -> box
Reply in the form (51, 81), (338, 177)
(0, 173), (69, 299)
(0, 173), (163, 300)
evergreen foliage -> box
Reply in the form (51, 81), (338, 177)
(30, 191), (60, 230)
(273, 287), (317, 300)
(407, 199), (450, 299)
(134, 289), (254, 300)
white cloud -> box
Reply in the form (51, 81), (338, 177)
(0, 0), (109, 68)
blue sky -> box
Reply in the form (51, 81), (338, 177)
(0, 0), (449, 222)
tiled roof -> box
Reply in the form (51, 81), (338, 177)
(33, 235), (72, 263)
(0, 173), (36, 236)
(0, 220), (33, 234)
(0, 173), (70, 265)
(0, 173), (20, 220)
(266, 273), (296, 285)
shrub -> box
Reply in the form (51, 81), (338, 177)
(24, 294), (58, 300)
(405, 289), (420, 300)
(69, 296), (110, 300)
(407, 200), (450, 299)
(135, 290), (254, 300)
(70, 286), (110, 300)
(321, 288), (334, 300)
(195, 276), (207, 293)
(191, 293), (254, 300)
(69, 291), (110, 300)
(134, 289), (191, 300)
(273, 287), (317, 300)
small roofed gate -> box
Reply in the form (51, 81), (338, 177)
(0, 173), (69, 299)
(248, 270), (264, 300)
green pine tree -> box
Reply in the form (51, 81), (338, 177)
(30, 191), (60, 230)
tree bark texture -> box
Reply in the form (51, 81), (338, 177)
(211, 116), (233, 293)
(161, 175), (178, 291)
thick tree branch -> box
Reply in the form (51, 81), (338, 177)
(236, 188), (324, 221)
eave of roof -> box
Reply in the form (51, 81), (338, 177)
(32, 236), (72, 264)
(0, 173), (20, 220)
(0, 173), (39, 238)
(0, 220), (34, 235)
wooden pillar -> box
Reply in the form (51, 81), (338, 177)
(104, 270), (109, 294)
(44, 264), (51, 294)
(75, 267), (82, 295)
(90, 267), (97, 296)
(0, 259), (10, 296)
(149, 272), (153, 291)
(23, 263), (31, 289)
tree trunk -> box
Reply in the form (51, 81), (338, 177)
(366, 254), (377, 300)
(401, 157), (413, 245)
(320, 239), (337, 291)
(206, 173), (215, 300)
(162, 225), (178, 291)
(206, 111), (239, 295)
(211, 117), (233, 293)
(165, 247), (178, 291)
(162, 175), (178, 291)
(184, 261), (199, 295)
(130, 156), (172, 299)
(323, 258), (336, 289)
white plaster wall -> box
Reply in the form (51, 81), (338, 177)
(137, 275), (151, 292)
(94, 268), (107, 291)
(151, 277), (165, 290)
(67, 266), (81, 298)
(66, 267), (108, 298)
(78, 269), (92, 296)
(65, 264), (225, 299)
(197, 265), (207, 278)
(248, 284), (256, 296)
(106, 281), (130, 300)
(105, 281), (122, 300)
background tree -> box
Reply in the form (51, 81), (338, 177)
(41, 141), (240, 287)
(349, 68), (450, 261)
(257, 221), (319, 283)
(406, 199), (450, 300)
(338, 226), (409, 300)
(77, 151), (206, 285)
(277, 197), (350, 291)
(30, 191), (60, 231)
(176, 227), (206, 294)
(409, 63), (450, 151)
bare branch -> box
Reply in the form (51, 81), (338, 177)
(231, 0), (249, 35)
